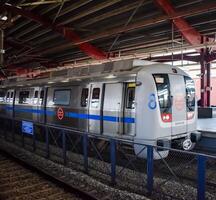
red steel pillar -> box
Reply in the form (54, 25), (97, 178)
(200, 37), (211, 107)
(206, 60), (211, 107)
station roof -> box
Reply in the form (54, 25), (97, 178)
(0, 0), (216, 80)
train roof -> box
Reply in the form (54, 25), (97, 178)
(1, 59), (189, 88)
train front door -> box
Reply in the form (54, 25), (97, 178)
(89, 83), (103, 134)
(169, 75), (187, 135)
(103, 83), (123, 136)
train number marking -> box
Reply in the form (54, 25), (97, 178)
(57, 107), (64, 120)
(148, 93), (157, 110)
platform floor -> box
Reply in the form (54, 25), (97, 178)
(197, 118), (216, 133)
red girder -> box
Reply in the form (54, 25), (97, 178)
(1, 4), (107, 60)
(156, 0), (204, 46)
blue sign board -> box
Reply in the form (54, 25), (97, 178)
(22, 121), (34, 135)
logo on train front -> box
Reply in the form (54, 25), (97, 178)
(57, 107), (64, 120)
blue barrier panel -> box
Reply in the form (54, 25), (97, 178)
(110, 138), (116, 185)
(45, 127), (49, 159)
(83, 134), (88, 173)
(147, 145), (154, 194)
(197, 155), (207, 200)
(62, 130), (66, 165)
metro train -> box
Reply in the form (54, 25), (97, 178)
(0, 59), (199, 159)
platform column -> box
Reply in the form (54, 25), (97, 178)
(200, 36), (211, 107)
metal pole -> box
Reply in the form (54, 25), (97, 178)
(206, 61), (211, 107)
(45, 127), (49, 159)
(32, 125), (36, 152)
(62, 130), (66, 165)
(22, 130), (24, 147)
(83, 134), (88, 173)
(197, 155), (206, 200)
(147, 145), (154, 195)
(12, 120), (15, 142)
(200, 36), (208, 107)
(110, 139), (116, 185)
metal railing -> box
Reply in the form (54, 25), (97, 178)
(0, 116), (215, 200)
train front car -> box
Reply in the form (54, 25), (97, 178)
(134, 63), (197, 159)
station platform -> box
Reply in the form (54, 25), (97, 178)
(196, 118), (216, 152)
(197, 118), (216, 134)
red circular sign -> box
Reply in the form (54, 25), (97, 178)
(57, 107), (64, 120)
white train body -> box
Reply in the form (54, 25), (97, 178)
(0, 59), (198, 159)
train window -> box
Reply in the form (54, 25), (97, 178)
(6, 92), (10, 102)
(40, 90), (44, 105)
(126, 84), (135, 109)
(91, 88), (100, 108)
(184, 76), (195, 112)
(19, 91), (30, 104)
(81, 88), (89, 107)
(53, 89), (71, 105)
(10, 92), (14, 103)
(34, 91), (38, 98)
(0, 91), (5, 102)
(153, 74), (171, 112)
(33, 91), (38, 105)
(92, 88), (100, 99)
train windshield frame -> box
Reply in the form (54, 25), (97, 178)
(184, 76), (195, 112)
(153, 74), (172, 113)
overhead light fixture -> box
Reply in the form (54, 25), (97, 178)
(48, 81), (55, 84)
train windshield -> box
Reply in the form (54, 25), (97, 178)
(184, 76), (195, 111)
(153, 74), (171, 112)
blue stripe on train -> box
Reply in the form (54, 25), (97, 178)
(3, 106), (135, 123)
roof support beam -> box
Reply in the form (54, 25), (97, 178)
(76, 2), (216, 45)
(1, 4), (107, 60)
(155, 0), (204, 46)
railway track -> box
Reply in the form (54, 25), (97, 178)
(0, 151), (97, 200)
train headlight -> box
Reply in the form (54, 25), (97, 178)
(161, 113), (172, 122)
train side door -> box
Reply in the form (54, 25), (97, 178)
(89, 83), (103, 134)
(103, 83), (123, 136)
(124, 83), (136, 136)
(169, 75), (187, 135)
